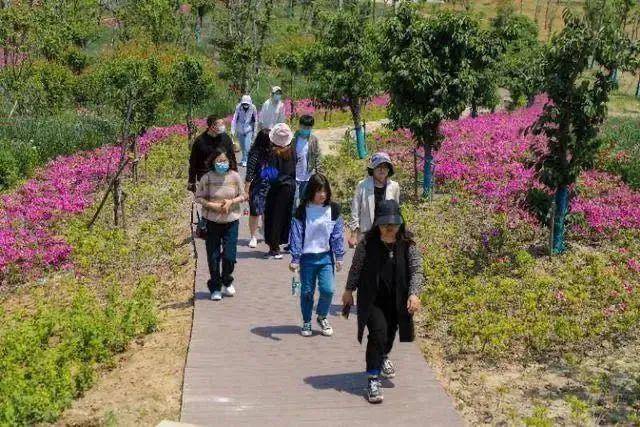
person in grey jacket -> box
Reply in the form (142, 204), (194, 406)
(293, 114), (321, 209)
(348, 152), (400, 247)
(231, 94), (258, 168)
(342, 199), (423, 404)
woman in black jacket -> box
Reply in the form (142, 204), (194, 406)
(262, 123), (296, 259)
(342, 199), (423, 404)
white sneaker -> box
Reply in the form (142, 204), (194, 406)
(248, 236), (258, 248)
(301, 322), (312, 337)
(317, 316), (334, 337)
(211, 291), (222, 301)
(274, 253), (283, 260)
(222, 285), (236, 297)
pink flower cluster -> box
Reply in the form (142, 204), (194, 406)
(0, 120), (204, 286)
(374, 98), (640, 236)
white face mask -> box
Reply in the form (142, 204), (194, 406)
(217, 125), (226, 134)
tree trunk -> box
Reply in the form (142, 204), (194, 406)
(350, 101), (367, 159)
(544, 0), (552, 30)
(413, 146), (418, 199)
(471, 100), (478, 118)
(422, 143), (434, 198)
(551, 185), (569, 254)
(534, 0), (541, 24)
(635, 74), (640, 97)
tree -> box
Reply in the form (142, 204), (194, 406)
(170, 54), (215, 144)
(490, 6), (545, 108)
(117, 0), (183, 46)
(87, 54), (167, 226)
(529, 9), (639, 254)
(468, 31), (501, 117)
(305, 9), (379, 159)
(380, 4), (485, 197)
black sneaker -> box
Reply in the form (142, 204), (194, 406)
(381, 357), (396, 379)
(367, 377), (384, 404)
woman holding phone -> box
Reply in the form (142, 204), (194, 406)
(342, 200), (423, 404)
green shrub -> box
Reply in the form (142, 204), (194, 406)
(0, 111), (116, 190)
(0, 142), (20, 189)
(597, 117), (640, 190)
(0, 277), (157, 426)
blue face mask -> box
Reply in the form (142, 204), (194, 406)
(213, 162), (230, 174)
(299, 129), (311, 138)
(273, 94), (282, 102)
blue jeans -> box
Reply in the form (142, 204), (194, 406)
(299, 252), (334, 323)
(237, 131), (253, 164)
(293, 180), (309, 212)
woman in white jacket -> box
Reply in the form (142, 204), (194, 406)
(348, 152), (400, 247)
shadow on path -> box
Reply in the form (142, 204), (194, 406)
(303, 372), (395, 398)
(251, 325), (322, 340)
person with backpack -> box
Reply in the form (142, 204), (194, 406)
(263, 123), (296, 259)
(244, 129), (272, 248)
(289, 173), (345, 337)
(195, 148), (247, 301)
(348, 152), (400, 247)
(342, 200), (423, 404)
(231, 94), (259, 168)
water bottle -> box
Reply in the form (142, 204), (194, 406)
(291, 274), (301, 296)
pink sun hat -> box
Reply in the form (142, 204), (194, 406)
(269, 123), (294, 147)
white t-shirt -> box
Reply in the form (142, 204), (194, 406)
(295, 136), (311, 183)
(303, 204), (333, 254)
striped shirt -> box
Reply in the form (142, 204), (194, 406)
(196, 170), (244, 223)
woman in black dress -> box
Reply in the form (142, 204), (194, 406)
(263, 123), (296, 259)
(244, 129), (272, 248)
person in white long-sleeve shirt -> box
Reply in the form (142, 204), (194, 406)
(259, 86), (286, 130)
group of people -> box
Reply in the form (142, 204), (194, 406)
(187, 86), (424, 404)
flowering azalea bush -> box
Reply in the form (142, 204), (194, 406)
(0, 119), (205, 287)
(371, 98), (640, 238)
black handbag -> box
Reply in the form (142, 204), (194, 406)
(194, 209), (207, 240)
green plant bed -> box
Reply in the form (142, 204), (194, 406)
(0, 135), (192, 425)
(327, 134), (640, 423)
(0, 111), (117, 190)
(597, 117), (640, 190)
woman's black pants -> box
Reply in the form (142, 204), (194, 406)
(365, 303), (398, 375)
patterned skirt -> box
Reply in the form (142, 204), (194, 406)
(249, 178), (270, 216)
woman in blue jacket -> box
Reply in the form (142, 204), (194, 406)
(289, 173), (345, 337)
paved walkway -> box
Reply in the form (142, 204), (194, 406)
(180, 212), (462, 426)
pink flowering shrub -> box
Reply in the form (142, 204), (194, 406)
(0, 120), (203, 286)
(372, 97), (640, 237)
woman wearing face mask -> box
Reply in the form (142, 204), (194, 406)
(348, 152), (400, 247)
(195, 148), (248, 301)
(231, 95), (258, 168)
(342, 200), (423, 404)
(188, 115), (238, 192)
(259, 86), (286, 131)
(263, 123), (296, 259)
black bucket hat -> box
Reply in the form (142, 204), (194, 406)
(374, 200), (403, 226)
